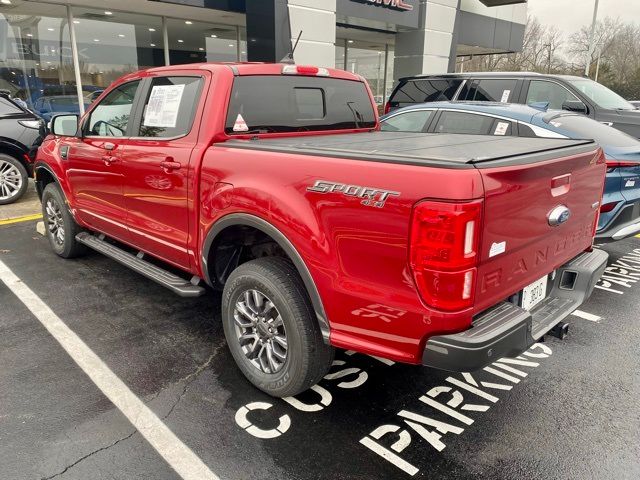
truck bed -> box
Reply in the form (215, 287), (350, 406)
(223, 132), (596, 168)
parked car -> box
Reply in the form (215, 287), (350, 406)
(84, 90), (104, 104)
(35, 63), (607, 397)
(0, 94), (45, 204)
(381, 101), (640, 242)
(386, 72), (640, 139)
(33, 95), (88, 122)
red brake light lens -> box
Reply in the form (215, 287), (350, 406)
(296, 65), (319, 75)
(600, 201), (619, 214)
(282, 65), (329, 76)
(384, 102), (391, 115)
(409, 200), (483, 312)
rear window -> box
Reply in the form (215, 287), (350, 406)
(225, 76), (376, 135)
(434, 111), (497, 135)
(544, 114), (640, 147)
(390, 79), (462, 104)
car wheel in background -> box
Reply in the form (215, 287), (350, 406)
(0, 154), (29, 205)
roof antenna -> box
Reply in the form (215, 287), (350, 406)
(281, 30), (302, 64)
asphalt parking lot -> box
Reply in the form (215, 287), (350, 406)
(1, 209), (640, 479)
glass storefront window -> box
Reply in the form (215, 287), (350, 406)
(335, 40), (346, 70)
(70, 8), (163, 101)
(0, 2), (75, 118)
(385, 47), (395, 103)
(239, 27), (247, 62)
(167, 18), (239, 65)
(341, 40), (388, 106)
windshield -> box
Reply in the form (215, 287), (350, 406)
(225, 76), (376, 135)
(544, 113), (640, 148)
(566, 78), (635, 110)
(50, 97), (79, 107)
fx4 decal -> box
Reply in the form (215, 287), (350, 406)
(307, 180), (400, 208)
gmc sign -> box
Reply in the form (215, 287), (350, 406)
(360, 0), (413, 11)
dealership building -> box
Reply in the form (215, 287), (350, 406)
(0, 0), (527, 114)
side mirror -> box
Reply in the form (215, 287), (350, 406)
(562, 100), (588, 114)
(51, 114), (79, 136)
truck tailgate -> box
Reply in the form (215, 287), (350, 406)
(474, 147), (606, 314)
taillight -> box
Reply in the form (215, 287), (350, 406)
(384, 102), (391, 114)
(600, 201), (619, 213)
(409, 200), (483, 312)
(606, 159), (639, 171)
(282, 65), (329, 76)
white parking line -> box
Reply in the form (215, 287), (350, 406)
(0, 259), (219, 480)
(571, 310), (601, 322)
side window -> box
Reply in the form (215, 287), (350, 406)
(86, 81), (140, 137)
(526, 80), (580, 110)
(464, 79), (518, 103)
(490, 119), (514, 136)
(139, 76), (202, 138)
(434, 111), (496, 135)
(381, 110), (433, 132)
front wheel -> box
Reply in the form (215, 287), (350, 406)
(0, 154), (28, 205)
(41, 183), (86, 258)
(222, 257), (334, 397)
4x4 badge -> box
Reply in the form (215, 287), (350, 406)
(307, 180), (400, 208)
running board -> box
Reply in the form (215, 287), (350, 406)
(76, 232), (206, 298)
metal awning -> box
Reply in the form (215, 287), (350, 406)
(479, 0), (527, 6)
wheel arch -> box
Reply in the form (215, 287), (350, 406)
(34, 162), (73, 209)
(0, 140), (29, 169)
(202, 213), (330, 343)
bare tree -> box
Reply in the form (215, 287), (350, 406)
(456, 15), (640, 100)
(459, 16), (566, 74)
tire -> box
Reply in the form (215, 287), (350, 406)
(222, 257), (334, 397)
(41, 182), (86, 259)
(0, 154), (29, 205)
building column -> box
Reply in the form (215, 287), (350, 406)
(393, 0), (460, 80)
(245, 0), (292, 63)
(246, 0), (336, 67)
(287, 0), (336, 67)
(245, 0), (336, 67)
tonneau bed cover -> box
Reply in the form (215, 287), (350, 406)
(223, 132), (596, 169)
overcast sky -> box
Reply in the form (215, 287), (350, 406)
(527, 0), (640, 36)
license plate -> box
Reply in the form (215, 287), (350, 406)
(520, 275), (549, 311)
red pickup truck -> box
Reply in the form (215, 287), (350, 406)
(35, 63), (608, 397)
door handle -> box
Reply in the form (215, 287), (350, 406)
(102, 155), (119, 166)
(161, 160), (181, 172)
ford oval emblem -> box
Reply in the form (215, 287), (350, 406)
(548, 205), (571, 227)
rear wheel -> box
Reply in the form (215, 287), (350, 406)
(41, 183), (86, 258)
(0, 154), (28, 205)
(222, 257), (334, 397)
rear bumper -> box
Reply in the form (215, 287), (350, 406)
(421, 248), (608, 372)
(596, 201), (640, 242)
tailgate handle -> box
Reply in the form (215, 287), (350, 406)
(551, 174), (571, 197)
